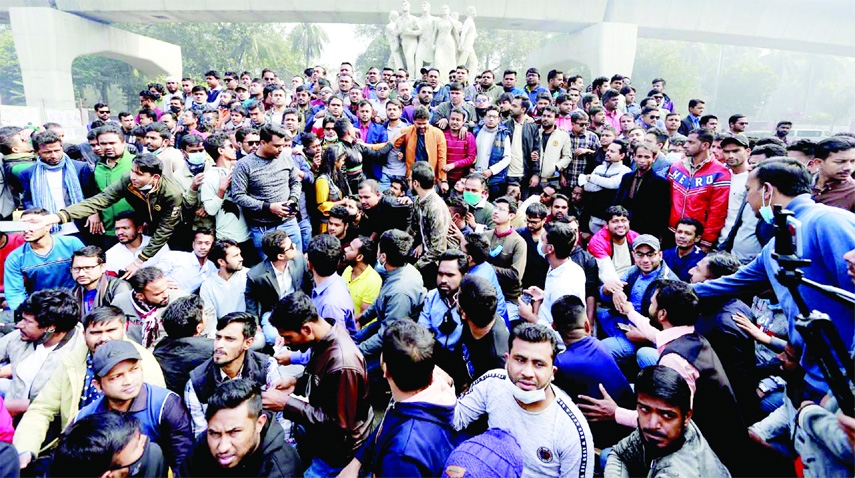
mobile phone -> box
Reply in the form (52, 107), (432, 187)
(617, 323), (631, 332)
(521, 292), (533, 305)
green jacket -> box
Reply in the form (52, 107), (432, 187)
(93, 150), (134, 236)
(58, 173), (184, 261)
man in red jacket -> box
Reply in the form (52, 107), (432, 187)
(442, 109), (477, 188)
(666, 129), (730, 251)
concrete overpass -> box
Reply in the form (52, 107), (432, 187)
(1, 0), (853, 109)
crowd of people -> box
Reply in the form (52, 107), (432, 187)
(0, 61), (853, 478)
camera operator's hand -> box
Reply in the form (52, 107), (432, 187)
(838, 412), (855, 447)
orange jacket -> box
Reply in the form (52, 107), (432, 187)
(392, 125), (448, 182)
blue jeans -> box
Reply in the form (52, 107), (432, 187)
(298, 217), (312, 250)
(304, 458), (344, 478)
(250, 218), (303, 253)
(603, 335), (659, 369)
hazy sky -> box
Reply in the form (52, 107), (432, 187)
(316, 24), (371, 70)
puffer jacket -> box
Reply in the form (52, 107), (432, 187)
(667, 156), (731, 247)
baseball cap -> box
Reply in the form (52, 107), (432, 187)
(526, 67), (540, 76)
(719, 133), (750, 149)
(234, 84), (248, 92)
(442, 428), (524, 478)
(420, 67), (429, 75)
(92, 340), (141, 378)
(632, 234), (661, 252)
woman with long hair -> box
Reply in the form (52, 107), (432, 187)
(315, 143), (353, 232)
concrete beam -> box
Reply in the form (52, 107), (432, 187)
(9, 7), (181, 109)
(527, 22), (638, 79)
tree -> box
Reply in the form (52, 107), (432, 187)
(0, 25), (24, 105)
(289, 23), (329, 70)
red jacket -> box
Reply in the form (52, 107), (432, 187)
(443, 129), (477, 184)
(587, 227), (640, 260)
(667, 156), (731, 247)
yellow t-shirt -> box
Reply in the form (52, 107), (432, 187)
(342, 265), (383, 313)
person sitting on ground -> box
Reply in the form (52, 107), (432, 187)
(153, 295), (215, 395)
(69, 246), (131, 319)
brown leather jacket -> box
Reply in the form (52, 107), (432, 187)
(284, 320), (373, 467)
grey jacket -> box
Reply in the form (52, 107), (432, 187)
(605, 421), (731, 478)
(358, 264), (425, 357)
(0, 323), (85, 401)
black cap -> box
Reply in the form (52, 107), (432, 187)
(92, 340), (141, 378)
(720, 133), (750, 149)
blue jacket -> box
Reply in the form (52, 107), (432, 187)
(693, 194), (855, 393)
(357, 121), (390, 179)
(357, 398), (457, 477)
(4, 235), (83, 310)
(470, 262), (510, 326)
(418, 288), (462, 351)
(472, 123), (511, 186)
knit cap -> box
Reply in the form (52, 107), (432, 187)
(441, 428), (524, 478)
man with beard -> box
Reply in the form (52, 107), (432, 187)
(811, 135), (855, 213)
(104, 211), (170, 274)
(184, 312), (286, 437)
(587, 206), (640, 283)
(71, 246), (131, 318)
(14, 306), (164, 470)
(716, 133), (762, 262)
(264, 291), (372, 477)
(110, 266), (183, 350)
(453, 323), (594, 477)
(662, 218), (705, 283)
(402, 84), (434, 124)
(199, 239), (249, 325)
(154, 228), (218, 295)
(142, 122), (183, 178)
(517, 202), (549, 289)
(75, 340), (193, 470)
(86, 125), (136, 247)
(605, 366), (729, 477)
(180, 379), (300, 477)
(418, 250), (467, 370)
(480, 69), (503, 105)
(342, 236), (382, 315)
(0, 290), (82, 418)
(613, 141), (671, 239)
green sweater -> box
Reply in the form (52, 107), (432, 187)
(93, 150), (134, 236)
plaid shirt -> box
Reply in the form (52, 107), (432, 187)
(567, 130), (601, 187)
(79, 352), (103, 409)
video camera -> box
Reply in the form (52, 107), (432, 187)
(771, 205), (855, 417)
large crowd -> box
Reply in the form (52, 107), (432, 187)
(0, 61), (853, 478)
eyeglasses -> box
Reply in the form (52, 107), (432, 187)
(649, 116), (660, 120)
(377, 87), (389, 91)
(324, 126), (335, 131)
(71, 264), (101, 273)
(281, 242), (296, 254)
(98, 110), (110, 114)
(245, 140), (259, 146)
(575, 122), (589, 126)
(633, 251), (658, 258)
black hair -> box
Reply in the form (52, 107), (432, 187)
(261, 229), (291, 261)
(494, 195), (518, 215)
(95, 124), (125, 141)
(675, 217), (704, 238)
(752, 158), (813, 197)
(333, 117), (353, 140)
(463, 232), (490, 265)
(751, 143), (788, 159)
(814, 136), (855, 161)
(411, 161), (435, 189)
(382, 320), (435, 392)
(128, 267), (164, 293)
(19, 289), (79, 333)
(31, 130), (62, 151)
(216, 311), (258, 340)
(179, 133), (205, 151)
(636, 365), (692, 416)
(306, 234), (342, 277)
(390, 177), (409, 194)
(728, 114), (746, 125)
(609, 138), (629, 156)
(351, 235), (377, 265)
(754, 137), (786, 148)
(458, 275), (498, 328)
(205, 379), (263, 422)
(114, 210), (142, 229)
(204, 132), (232, 159)
(544, 221), (576, 259)
(82, 305), (126, 329)
(413, 105), (431, 121)
(146, 122), (171, 141)
(377, 229), (413, 267)
(645, 127), (669, 145)
(72, 245), (105, 264)
(205, 70), (220, 79)
(209, 238), (239, 267)
(699, 114), (717, 127)
(301, 132), (320, 150)
(591, 76), (609, 91)
(652, 280), (699, 327)
(688, 128), (714, 146)
(132, 153), (163, 176)
(50, 412), (142, 477)
(509, 323), (559, 362)
(138, 109), (157, 122)
(787, 138), (815, 158)
(571, 110), (589, 123)
(439, 249), (469, 275)
(236, 126), (260, 143)
(161, 295), (205, 339)
(191, 85), (208, 94)
(551, 295), (587, 339)
(270, 291), (319, 333)
(704, 251), (741, 279)
(601, 89), (620, 103)
(259, 123), (287, 143)
(525, 201), (549, 219)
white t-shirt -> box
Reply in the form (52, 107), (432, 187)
(612, 240), (632, 277)
(454, 369), (595, 478)
(16, 343), (58, 398)
(539, 259), (587, 326)
(719, 171), (749, 245)
(46, 169), (79, 236)
(105, 235), (170, 273)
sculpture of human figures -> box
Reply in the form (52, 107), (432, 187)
(433, 5), (459, 83)
(458, 5), (478, 75)
(414, 1), (439, 75)
(398, 0), (421, 78)
(385, 10), (405, 72)
(450, 11), (463, 35)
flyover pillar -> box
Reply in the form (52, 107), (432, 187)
(9, 7), (182, 110)
(528, 22), (638, 80)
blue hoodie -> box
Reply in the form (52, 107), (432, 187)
(356, 381), (458, 477)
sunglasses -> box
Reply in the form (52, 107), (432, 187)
(245, 141), (259, 146)
(377, 87), (390, 91)
(98, 110), (111, 114)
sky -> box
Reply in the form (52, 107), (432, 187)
(316, 24), (371, 70)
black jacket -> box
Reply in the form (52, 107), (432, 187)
(153, 336), (214, 395)
(504, 119), (541, 179)
(178, 415), (300, 477)
(613, 169), (670, 239)
(245, 256), (309, 319)
(570, 245), (600, 299)
(678, 116), (697, 136)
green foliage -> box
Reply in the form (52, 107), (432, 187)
(354, 25), (390, 76)
(289, 23), (330, 70)
(0, 25), (24, 105)
(473, 30), (551, 73)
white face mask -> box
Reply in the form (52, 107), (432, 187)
(505, 373), (547, 404)
(137, 183), (153, 191)
(186, 151), (206, 165)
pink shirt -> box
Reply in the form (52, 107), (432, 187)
(604, 108), (623, 133)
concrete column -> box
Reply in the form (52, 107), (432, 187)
(527, 22), (638, 79)
(9, 7), (182, 109)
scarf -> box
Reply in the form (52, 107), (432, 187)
(30, 155), (85, 233)
(132, 293), (163, 348)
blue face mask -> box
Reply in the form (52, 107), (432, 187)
(759, 185), (774, 224)
(186, 151), (206, 165)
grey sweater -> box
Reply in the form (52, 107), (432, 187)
(230, 151), (302, 227)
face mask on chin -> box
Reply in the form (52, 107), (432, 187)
(505, 373), (547, 405)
